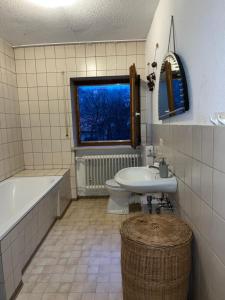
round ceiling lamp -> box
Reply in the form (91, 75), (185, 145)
(30, 0), (76, 8)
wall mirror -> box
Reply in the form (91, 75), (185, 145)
(158, 52), (189, 120)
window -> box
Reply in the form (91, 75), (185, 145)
(77, 83), (130, 142)
(72, 64), (140, 148)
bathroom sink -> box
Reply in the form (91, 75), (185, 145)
(114, 167), (177, 194)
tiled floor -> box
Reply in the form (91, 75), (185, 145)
(17, 198), (135, 300)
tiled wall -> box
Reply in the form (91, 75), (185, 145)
(0, 38), (24, 181)
(14, 41), (146, 198)
(152, 124), (225, 300)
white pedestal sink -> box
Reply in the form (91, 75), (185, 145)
(114, 166), (177, 194)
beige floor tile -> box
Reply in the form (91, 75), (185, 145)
(94, 293), (109, 300)
(109, 293), (123, 300)
(17, 294), (43, 300)
(42, 293), (68, 300)
(81, 293), (95, 300)
(16, 198), (136, 300)
(68, 293), (82, 300)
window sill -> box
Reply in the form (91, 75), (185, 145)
(72, 145), (140, 152)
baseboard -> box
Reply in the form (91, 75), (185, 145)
(77, 195), (108, 200)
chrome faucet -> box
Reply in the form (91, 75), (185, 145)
(147, 146), (157, 160)
(148, 157), (164, 169)
(148, 165), (159, 170)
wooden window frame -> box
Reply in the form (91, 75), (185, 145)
(71, 74), (140, 148)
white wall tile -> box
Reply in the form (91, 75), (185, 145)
(202, 126), (213, 167)
(0, 39), (24, 181)
(24, 48), (35, 60)
(85, 44), (96, 57)
(56, 59), (66, 73)
(17, 74), (27, 87)
(200, 164), (213, 207)
(26, 74), (37, 87)
(35, 59), (46, 73)
(34, 47), (45, 59)
(192, 126), (202, 161)
(137, 55), (145, 69)
(46, 73), (57, 86)
(106, 56), (116, 70)
(75, 44), (85, 57)
(47, 87), (58, 99)
(28, 87), (38, 100)
(25, 60), (36, 73)
(96, 43), (106, 56)
(116, 56), (127, 70)
(54, 45), (65, 59)
(192, 159), (201, 196)
(37, 73), (47, 86)
(14, 48), (25, 60)
(214, 126), (225, 173)
(17, 88), (28, 101)
(137, 41), (145, 55)
(45, 59), (56, 73)
(116, 43), (126, 55)
(44, 46), (55, 58)
(66, 58), (76, 72)
(126, 42), (137, 55)
(16, 60), (26, 73)
(211, 212), (225, 266)
(76, 58), (86, 72)
(65, 45), (76, 58)
(126, 55), (137, 68)
(86, 57), (96, 71)
(96, 57), (106, 71)
(213, 169), (225, 220)
(29, 101), (39, 114)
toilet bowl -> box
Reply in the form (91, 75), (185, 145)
(105, 179), (131, 214)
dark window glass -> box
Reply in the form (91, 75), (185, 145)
(77, 84), (130, 142)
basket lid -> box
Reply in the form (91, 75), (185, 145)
(120, 214), (192, 248)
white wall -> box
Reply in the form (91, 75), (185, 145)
(146, 0), (225, 125)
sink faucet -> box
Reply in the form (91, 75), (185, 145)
(147, 146), (156, 160)
(148, 165), (159, 170)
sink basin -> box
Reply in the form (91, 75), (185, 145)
(114, 167), (177, 194)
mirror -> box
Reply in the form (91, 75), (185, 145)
(158, 52), (189, 120)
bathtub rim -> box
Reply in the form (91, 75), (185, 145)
(0, 175), (63, 241)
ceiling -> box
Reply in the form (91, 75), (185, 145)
(0, 0), (159, 46)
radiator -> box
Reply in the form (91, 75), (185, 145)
(76, 154), (141, 190)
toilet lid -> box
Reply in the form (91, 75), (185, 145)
(106, 179), (121, 188)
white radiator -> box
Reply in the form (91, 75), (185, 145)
(76, 154), (141, 192)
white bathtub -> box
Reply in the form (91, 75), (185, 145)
(0, 172), (71, 300)
(0, 176), (62, 240)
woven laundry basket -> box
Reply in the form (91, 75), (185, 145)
(120, 214), (192, 300)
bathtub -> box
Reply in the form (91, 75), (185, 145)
(0, 171), (71, 300)
(0, 176), (61, 240)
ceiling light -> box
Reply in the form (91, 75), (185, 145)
(30, 0), (75, 8)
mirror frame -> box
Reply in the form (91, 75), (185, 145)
(158, 52), (189, 120)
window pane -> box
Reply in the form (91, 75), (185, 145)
(77, 84), (130, 142)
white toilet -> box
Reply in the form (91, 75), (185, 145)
(105, 179), (131, 214)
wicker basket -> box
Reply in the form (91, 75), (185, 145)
(120, 214), (192, 300)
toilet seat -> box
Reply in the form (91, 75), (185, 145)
(105, 179), (126, 192)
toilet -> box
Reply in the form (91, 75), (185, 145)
(105, 179), (131, 214)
